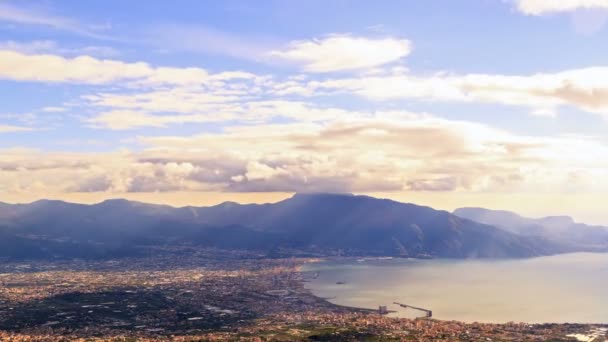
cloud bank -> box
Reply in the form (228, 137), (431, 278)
(3, 115), (607, 195)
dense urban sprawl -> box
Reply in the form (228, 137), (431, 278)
(0, 249), (605, 341)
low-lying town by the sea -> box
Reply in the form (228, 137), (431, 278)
(0, 248), (606, 341)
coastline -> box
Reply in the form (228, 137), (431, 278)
(0, 254), (606, 341)
(298, 255), (608, 326)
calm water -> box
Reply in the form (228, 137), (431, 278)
(303, 253), (608, 323)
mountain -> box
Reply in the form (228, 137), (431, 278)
(189, 193), (557, 258)
(454, 207), (608, 252)
(0, 194), (576, 260)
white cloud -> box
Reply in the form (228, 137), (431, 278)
(313, 66), (608, 117)
(87, 110), (233, 130)
(0, 125), (35, 133)
(0, 50), (256, 86)
(3, 107), (608, 198)
(517, 0), (608, 15)
(137, 116), (608, 193)
(0, 5), (606, 207)
(4, 114), (608, 195)
(244, 161), (289, 181)
(517, 0), (608, 34)
(5, 47), (608, 123)
(0, 50), (151, 84)
(85, 98), (368, 130)
(269, 34), (412, 72)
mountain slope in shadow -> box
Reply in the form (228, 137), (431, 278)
(0, 194), (582, 260)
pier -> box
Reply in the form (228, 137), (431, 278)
(393, 302), (432, 318)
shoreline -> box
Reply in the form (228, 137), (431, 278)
(0, 254), (606, 341)
(298, 256), (608, 326)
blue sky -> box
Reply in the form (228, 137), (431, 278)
(2, 0), (608, 223)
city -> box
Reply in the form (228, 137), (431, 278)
(0, 248), (605, 341)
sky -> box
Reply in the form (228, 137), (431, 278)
(2, 0), (608, 224)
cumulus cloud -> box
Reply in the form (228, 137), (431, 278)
(3, 113), (608, 197)
(132, 120), (608, 194)
(4, 48), (608, 120)
(84, 89), (242, 114)
(0, 50), (151, 84)
(269, 34), (412, 72)
(517, 0), (608, 15)
(2, 4), (607, 210)
(85, 88), (368, 129)
(0, 50), (256, 86)
(312, 67), (608, 117)
(516, 0), (608, 34)
(0, 149), (215, 194)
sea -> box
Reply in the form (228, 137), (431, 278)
(303, 253), (608, 323)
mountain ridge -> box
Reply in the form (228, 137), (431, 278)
(0, 193), (604, 260)
(454, 207), (608, 251)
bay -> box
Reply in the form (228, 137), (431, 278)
(304, 253), (608, 323)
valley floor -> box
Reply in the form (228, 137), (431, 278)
(0, 248), (605, 341)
